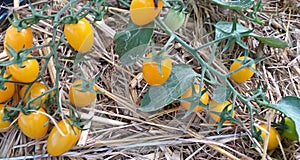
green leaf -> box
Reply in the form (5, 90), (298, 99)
(114, 21), (154, 65)
(209, 0), (254, 10)
(215, 21), (252, 39)
(214, 21), (252, 52)
(139, 64), (196, 112)
(250, 33), (289, 48)
(272, 96), (300, 142)
(212, 85), (232, 103)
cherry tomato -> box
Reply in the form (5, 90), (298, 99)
(209, 100), (235, 123)
(4, 25), (33, 57)
(130, 0), (163, 26)
(142, 52), (172, 86)
(163, 9), (186, 31)
(258, 124), (280, 150)
(64, 18), (94, 53)
(6, 54), (39, 83)
(69, 80), (97, 107)
(47, 119), (81, 156)
(229, 56), (256, 83)
(180, 85), (209, 112)
(18, 107), (49, 139)
(19, 82), (49, 107)
(0, 104), (12, 133)
(282, 117), (298, 141)
(0, 74), (15, 103)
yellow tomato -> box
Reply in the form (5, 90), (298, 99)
(180, 85), (209, 112)
(209, 100), (235, 123)
(142, 52), (172, 86)
(130, 0), (163, 26)
(229, 56), (256, 83)
(64, 18), (94, 53)
(6, 54), (39, 83)
(259, 124), (280, 150)
(47, 119), (81, 156)
(69, 80), (97, 107)
(4, 26), (33, 57)
(18, 108), (49, 139)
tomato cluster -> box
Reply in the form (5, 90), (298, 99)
(0, 76), (93, 156)
(179, 84), (235, 123)
(0, 16), (97, 156)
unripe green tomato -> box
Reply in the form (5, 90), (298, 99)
(282, 117), (298, 141)
(163, 9), (185, 31)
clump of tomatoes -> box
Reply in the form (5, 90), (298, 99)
(0, 14), (97, 156)
(179, 84), (235, 123)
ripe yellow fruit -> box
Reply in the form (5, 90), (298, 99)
(69, 80), (97, 107)
(142, 52), (172, 86)
(130, 0), (164, 26)
(64, 18), (94, 53)
(229, 56), (256, 83)
(258, 124), (280, 150)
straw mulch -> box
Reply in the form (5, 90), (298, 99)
(0, 0), (299, 159)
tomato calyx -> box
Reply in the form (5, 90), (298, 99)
(8, 16), (34, 32)
(3, 45), (38, 72)
(1, 104), (15, 123)
(0, 70), (12, 91)
(4, 44), (31, 65)
(180, 85), (210, 118)
(72, 79), (97, 94)
(7, 3), (48, 29)
(209, 102), (240, 133)
(181, 88), (209, 108)
(61, 15), (84, 25)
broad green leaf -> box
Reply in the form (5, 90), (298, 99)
(214, 21), (252, 52)
(114, 21), (154, 65)
(215, 21), (252, 40)
(139, 64), (196, 112)
(212, 85), (232, 103)
(209, 0), (254, 10)
(250, 33), (289, 48)
(271, 96), (300, 142)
